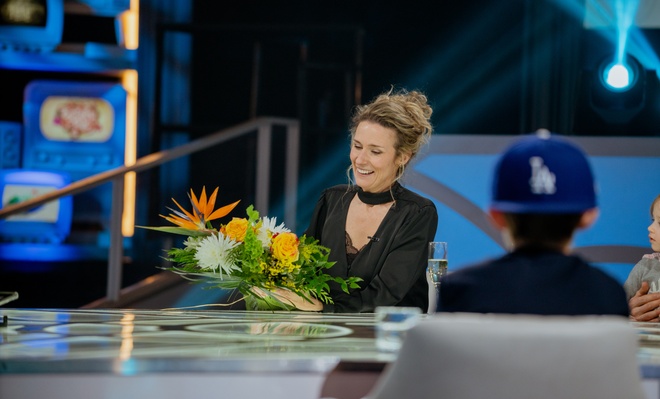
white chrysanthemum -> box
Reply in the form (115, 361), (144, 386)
(193, 233), (240, 277)
(257, 216), (290, 246)
(263, 216), (290, 234)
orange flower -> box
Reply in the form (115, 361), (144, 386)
(224, 217), (249, 242)
(271, 232), (299, 263)
(161, 186), (239, 230)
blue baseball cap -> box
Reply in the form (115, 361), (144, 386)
(490, 130), (597, 214)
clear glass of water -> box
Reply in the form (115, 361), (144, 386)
(375, 306), (421, 352)
(428, 241), (448, 304)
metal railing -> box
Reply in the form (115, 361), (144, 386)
(0, 117), (300, 304)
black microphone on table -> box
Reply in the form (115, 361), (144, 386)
(368, 236), (380, 242)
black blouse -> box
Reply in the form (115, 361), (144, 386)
(305, 183), (438, 313)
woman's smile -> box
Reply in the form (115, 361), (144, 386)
(351, 121), (408, 193)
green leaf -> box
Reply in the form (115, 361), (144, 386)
(136, 225), (212, 237)
(246, 205), (259, 222)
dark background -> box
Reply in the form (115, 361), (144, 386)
(176, 0), (660, 229)
(4, 0), (660, 307)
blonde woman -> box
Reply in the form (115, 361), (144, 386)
(304, 88), (438, 313)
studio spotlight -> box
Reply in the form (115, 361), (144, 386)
(603, 62), (633, 90)
(600, 56), (639, 91)
(590, 54), (645, 124)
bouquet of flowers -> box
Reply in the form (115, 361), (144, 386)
(139, 187), (361, 311)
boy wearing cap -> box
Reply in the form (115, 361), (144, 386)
(436, 131), (629, 317)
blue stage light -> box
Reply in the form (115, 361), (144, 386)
(597, 54), (643, 94)
(603, 62), (634, 90)
(590, 55), (645, 124)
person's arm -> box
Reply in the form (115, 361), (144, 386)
(623, 258), (660, 321)
(252, 287), (323, 311)
(271, 288), (323, 311)
(303, 189), (344, 313)
(629, 281), (660, 322)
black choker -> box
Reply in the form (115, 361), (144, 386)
(357, 187), (395, 205)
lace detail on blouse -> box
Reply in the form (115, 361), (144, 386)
(345, 231), (364, 266)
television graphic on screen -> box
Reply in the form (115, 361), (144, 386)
(0, 169), (72, 244)
(0, 0), (64, 52)
(22, 79), (126, 177)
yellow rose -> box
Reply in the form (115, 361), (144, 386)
(271, 232), (299, 263)
(224, 217), (249, 242)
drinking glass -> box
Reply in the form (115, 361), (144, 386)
(375, 306), (421, 352)
(427, 241), (448, 304)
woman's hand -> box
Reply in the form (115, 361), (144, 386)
(629, 281), (660, 322)
(253, 287), (323, 311)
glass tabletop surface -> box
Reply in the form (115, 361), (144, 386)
(0, 308), (393, 374)
(4, 308), (660, 377)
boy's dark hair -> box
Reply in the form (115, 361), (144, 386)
(503, 213), (583, 246)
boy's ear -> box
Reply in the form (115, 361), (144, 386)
(488, 209), (508, 230)
(578, 208), (600, 229)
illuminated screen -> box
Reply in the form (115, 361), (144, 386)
(2, 183), (58, 222)
(23, 80), (126, 176)
(0, 0), (62, 51)
(0, 169), (72, 244)
(40, 96), (114, 142)
(0, 0), (48, 27)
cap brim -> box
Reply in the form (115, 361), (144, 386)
(490, 200), (597, 214)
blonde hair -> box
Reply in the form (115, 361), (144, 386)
(350, 87), (433, 165)
(651, 194), (660, 215)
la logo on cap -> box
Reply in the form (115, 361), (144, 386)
(529, 156), (556, 195)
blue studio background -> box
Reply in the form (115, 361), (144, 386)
(409, 135), (660, 284)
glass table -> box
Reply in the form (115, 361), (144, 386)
(0, 308), (390, 399)
(4, 308), (660, 399)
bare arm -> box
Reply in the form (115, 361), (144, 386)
(253, 287), (323, 311)
(629, 281), (660, 322)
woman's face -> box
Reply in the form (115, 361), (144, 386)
(649, 200), (660, 253)
(350, 121), (409, 193)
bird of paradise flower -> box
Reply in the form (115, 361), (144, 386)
(139, 186), (240, 236)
